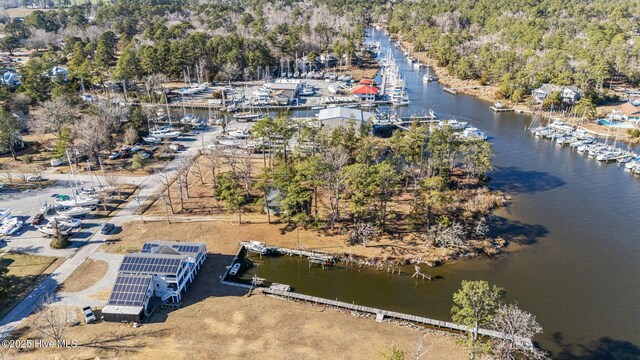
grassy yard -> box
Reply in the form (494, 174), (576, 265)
(0, 253), (62, 317)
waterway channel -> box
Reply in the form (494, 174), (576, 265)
(235, 28), (640, 356)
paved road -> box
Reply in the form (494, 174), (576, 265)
(0, 128), (218, 340)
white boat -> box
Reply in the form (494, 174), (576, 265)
(0, 208), (11, 222)
(40, 202), (53, 214)
(48, 215), (82, 228)
(217, 136), (238, 147)
(439, 120), (468, 130)
(55, 206), (92, 217)
(150, 127), (181, 139)
(0, 217), (23, 236)
(143, 136), (162, 143)
(228, 263), (241, 276)
(56, 195), (99, 207)
(310, 106), (324, 110)
(247, 240), (270, 255)
(422, 74), (436, 83)
(461, 127), (488, 140)
(38, 223), (74, 237)
(228, 129), (251, 139)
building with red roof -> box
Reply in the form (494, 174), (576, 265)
(351, 85), (379, 101)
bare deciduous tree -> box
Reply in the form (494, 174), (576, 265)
(73, 115), (113, 161)
(34, 294), (77, 343)
(490, 303), (546, 360)
(320, 147), (349, 228)
(123, 126), (138, 146)
(33, 98), (76, 135)
(25, 29), (58, 51)
(349, 222), (379, 247)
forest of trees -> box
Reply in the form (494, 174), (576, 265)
(381, 0), (640, 104)
(0, 0), (364, 101)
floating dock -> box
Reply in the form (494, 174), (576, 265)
(238, 242), (335, 268)
(442, 87), (458, 95)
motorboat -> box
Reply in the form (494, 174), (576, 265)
(48, 215), (82, 229)
(228, 129), (251, 139)
(439, 120), (468, 130)
(217, 136), (238, 147)
(460, 127), (487, 140)
(55, 205), (92, 217)
(228, 263), (241, 276)
(233, 113), (261, 122)
(38, 223), (75, 237)
(143, 136), (162, 144)
(0, 217), (23, 236)
(422, 74), (436, 83)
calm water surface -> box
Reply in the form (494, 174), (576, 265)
(239, 29), (640, 356)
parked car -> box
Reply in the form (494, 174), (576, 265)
(108, 152), (120, 160)
(27, 175), (42, 182)
(121, 145), (130, 151)
(139, 151), (152, 159)
(31, 213), (44, 225)
(130, 145), (142, 153)
(101, 223), (115, 235)
(82, 306), (96, 324)
(50, 158), (65, 167)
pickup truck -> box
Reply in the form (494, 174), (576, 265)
(83, 306), (96, 324)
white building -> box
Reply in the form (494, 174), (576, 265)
(316, 107), (376, 129)
(102, 241), (207, 322)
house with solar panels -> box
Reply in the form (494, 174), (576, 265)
(102, 241), (206, 322)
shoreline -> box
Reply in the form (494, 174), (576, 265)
(390, 37), (640, 145)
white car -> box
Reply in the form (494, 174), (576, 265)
(27, 175), (42, 182)
(50, 159), (64, 167)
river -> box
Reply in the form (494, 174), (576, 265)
(238, 28), (640, 357)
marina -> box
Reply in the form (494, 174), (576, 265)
(234, 27), (640, 354)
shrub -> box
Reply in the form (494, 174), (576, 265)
(19, 154), (33, 164)
(50, 234), (69, 249)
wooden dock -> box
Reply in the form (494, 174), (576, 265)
(490, 106), (514, 113)
(238, 243), (335, 268)
(442, 87), (458, 95)
(263, 288), (535, 350)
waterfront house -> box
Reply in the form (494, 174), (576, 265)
(531, 84), (581, 104)
(617, 102), (640, 122)
(351, 84), (379, 101)
(102, 241), (206, 322)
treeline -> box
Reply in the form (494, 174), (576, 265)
(0, 0), (363, 102)
(381, 0), (640, 103)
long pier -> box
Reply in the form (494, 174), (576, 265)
(263, 288), (535, 350)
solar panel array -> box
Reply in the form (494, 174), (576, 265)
(119, 255), (182, 274)
(108, 274), (152, 307)
(141, 243), (202, 255)
(174, 245), (201, 254)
